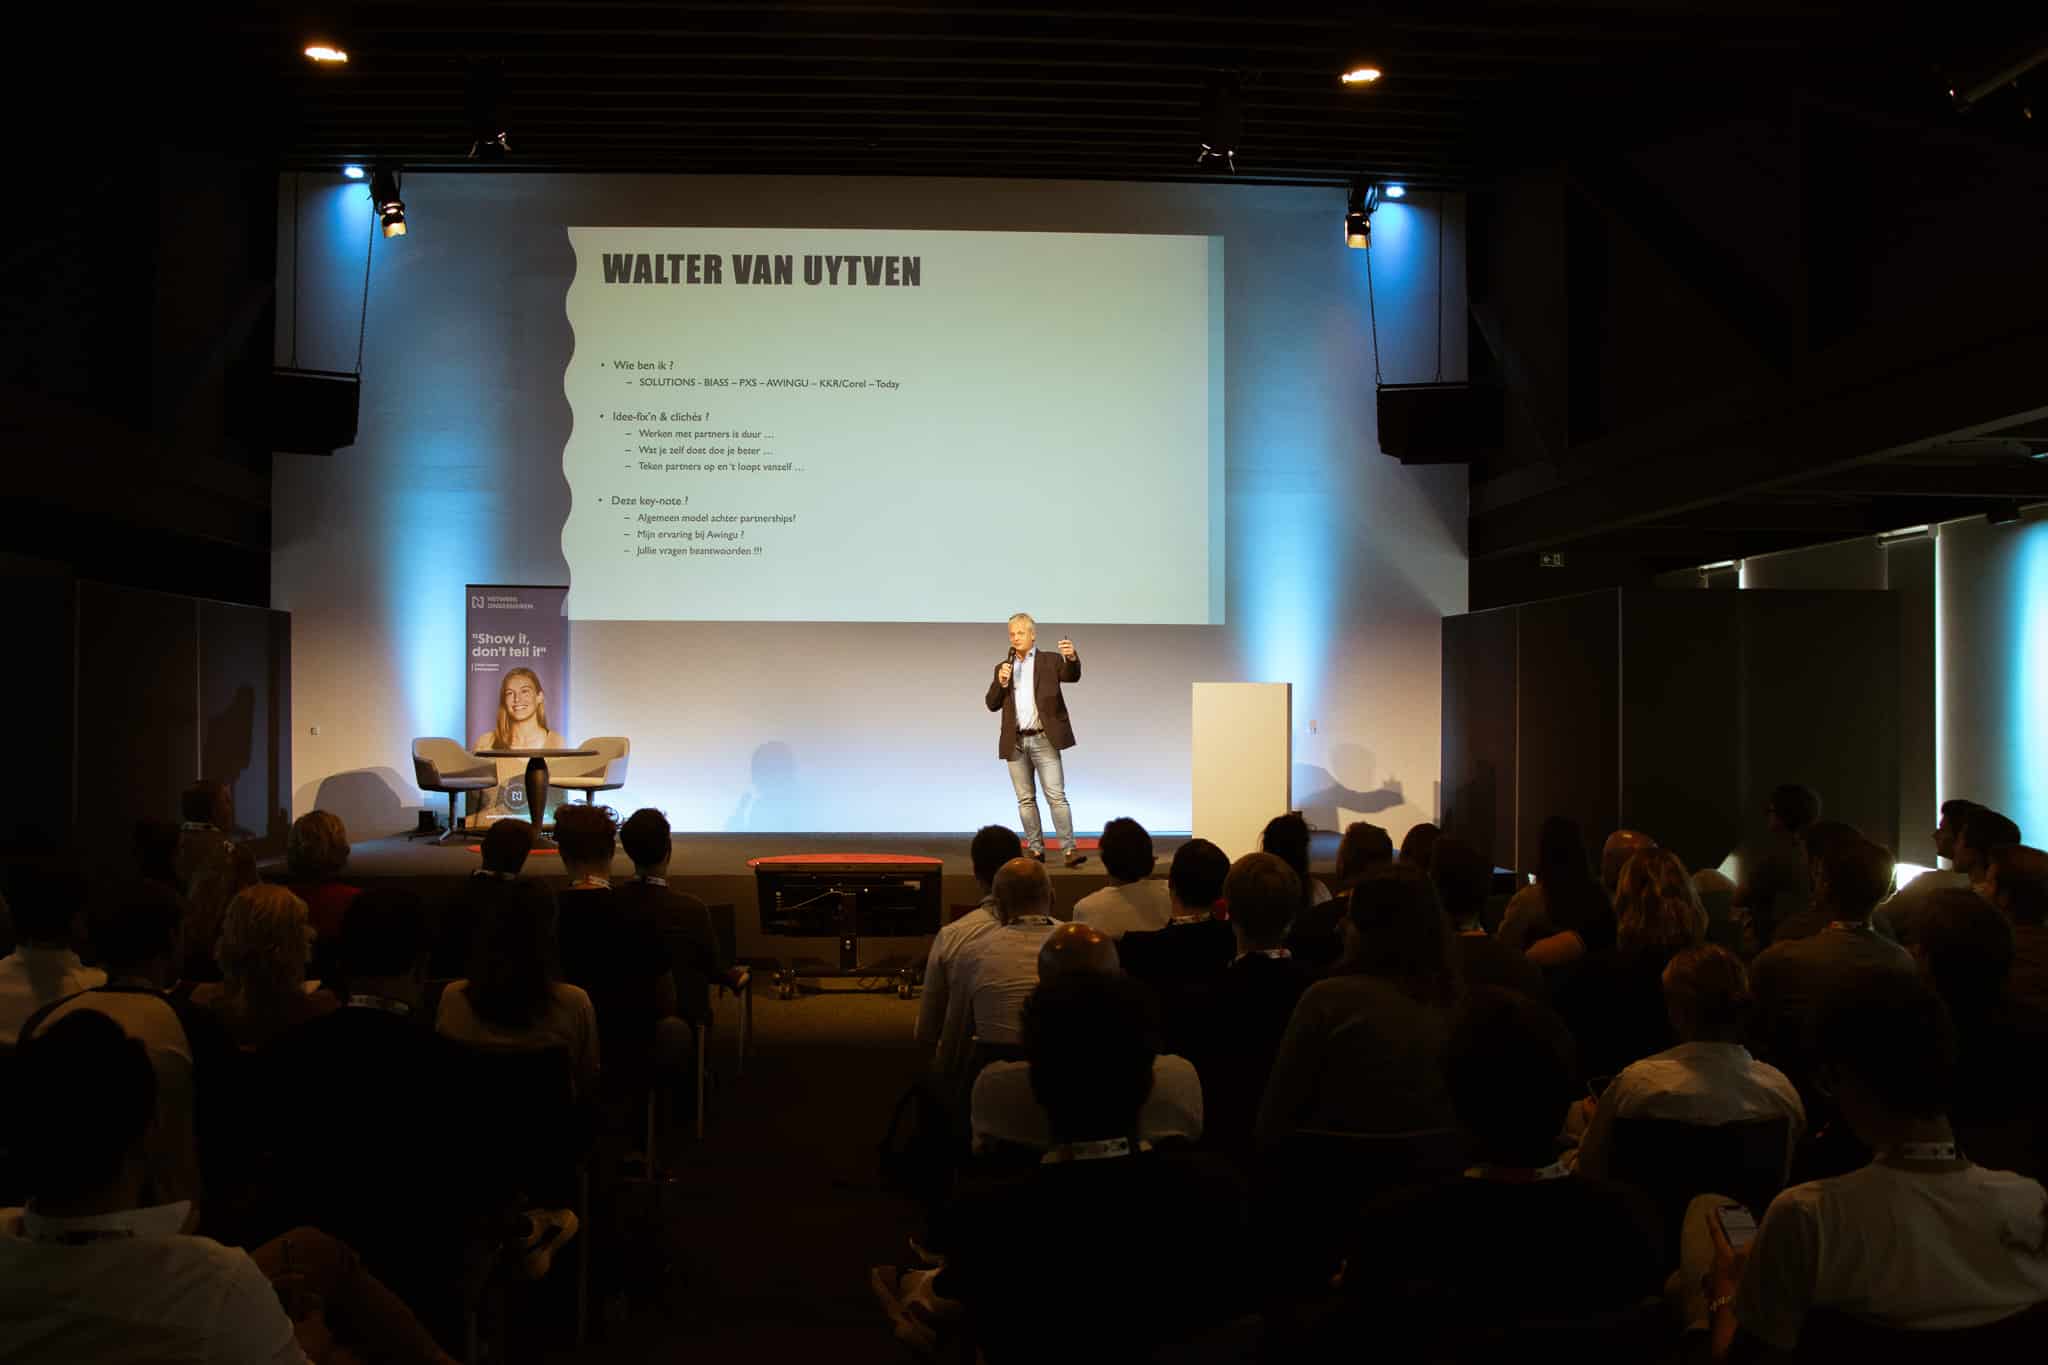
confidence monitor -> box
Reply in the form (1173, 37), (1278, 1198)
(750, 854), (944, 996)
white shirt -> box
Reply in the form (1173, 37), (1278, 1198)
(1073, 880), (1174, 941)
(1736, 1162), (2048, 1349)
(0, 947), (106, 1045)
(0, 1201), (307, 1363)
(27, 990), (201, 1207)
(1871, 867), (1971, 945)
(435, 980), (602, 1091)
(915, 898), (999, 1047)
(1574, 1041), (1807, 1180)
(1012, 647), (1040, 733)
(935, 919), (1056, 1074)
(971, 1054), (1205, 1150)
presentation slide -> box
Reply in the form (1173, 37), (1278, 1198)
(561, 227), (1224, 624)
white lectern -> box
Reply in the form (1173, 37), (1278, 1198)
(1191, 683), (1293, 861)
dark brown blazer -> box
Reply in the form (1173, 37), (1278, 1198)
(985, 647), (1081, 759)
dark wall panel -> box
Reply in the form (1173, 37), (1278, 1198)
(1516, 591), (1620, 866)
(1441, 607), (1517, 866)
(200, 601), (292, 849)
(78, 583), (199, 851)
(1620, 590), (1743, 872)
(3, 558), (78, 850)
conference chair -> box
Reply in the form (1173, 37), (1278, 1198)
(551, 737), (630, 804)
(708, 902), (752, 1077)
(413, 738), (497, 844)
(1607, 1115), (1791, 1263)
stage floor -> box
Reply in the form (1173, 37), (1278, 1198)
(304, 829), (1341, 967)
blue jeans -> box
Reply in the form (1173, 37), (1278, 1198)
(1006, 733), (1075, 853)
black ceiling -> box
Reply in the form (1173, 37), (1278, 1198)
(193, 4), (2040, 189)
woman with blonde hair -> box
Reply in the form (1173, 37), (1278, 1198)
(187, 885), (338, 1049)
(1613, 848), (1709, 955)
(1555, 846), (1707, 1079)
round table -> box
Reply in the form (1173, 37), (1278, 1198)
(473, 747), (597, 839)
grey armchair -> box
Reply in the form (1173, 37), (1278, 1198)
(412, 738), (496, 844)
(550, 736), (630, 804)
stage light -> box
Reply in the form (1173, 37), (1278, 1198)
(341, 164), (366, 180)
(1344, 180), (1379, 248)
(1196, 75), (1243, 173)
(467, 60), (510, 161)
(1383, 183), (1407, 199)
(370, 165), (406, 238)
(1340, 65), (1383, 85)
(304, 43), (348, 64)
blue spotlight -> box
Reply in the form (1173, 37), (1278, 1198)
(1383, 183), (1407, 199)
(341, 164), (367, 180)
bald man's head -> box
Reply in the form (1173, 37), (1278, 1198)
(1601, 829), (1657, 893)
(1038, 922), (1119, 981)
(991, 856), (1054, 924)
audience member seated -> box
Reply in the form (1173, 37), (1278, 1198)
(133, 818), (183, 892)
(1432, 835), (1544, 1000)
(1188, 853), (1313, 1161)
(0, 862), (104, 1045)
(431, 816), (535, 978)
(20, 881), (213, 1213)
(1263, 811), (1331, 908)
(1072, 817), (1170, 940)
(1399, 820), (1442, 873)
(178, 840), (257, 986)
(1497, 815), (1614, 955)
(1289, 822), (1391, 971)
(916, 824), (1019, 1059)
(1334, 988), (1665, 1351)
(1687, 972), (2048, 1357)
(1884, 806), (2022, 950)
(1914, 887), (2048, 1167)
(873, 971), (1250, 1362)
(1575, 945), (1804, 1182)
(1985, 843), (2048, 1014)
(1600, 828), (1659, 897)
(1748, 834), (1913, 1083)
(927, 858), (1060, 1085)
(1115, 838), (1234, 1051)
(436, 880), (600, 1095)
(1692, 868), (1742, 953)
(171, 778), (238, 898)
(616, 806), (740, 1026)
(1257, 862), (1461, 1144)
(971, 923), (1201, 1152)
(1552, 847), (1707, 1080)
(1766, 820), (1865, 944)
(1871, 798), (1983, 943)
(284, 810), (358, 981)
(552, 805), (678, 1082)
(0, 1009), (458, 1364)
(1728, 784), (1821, 951)
(185, 885), (340, 1050)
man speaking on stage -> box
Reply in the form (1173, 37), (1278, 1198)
(986, 613), (1088, 868)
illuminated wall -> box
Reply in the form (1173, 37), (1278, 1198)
(274, 175), (1466, 835)
(1936, 508), (2048, 846)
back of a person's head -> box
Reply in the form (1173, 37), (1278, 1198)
(469, 880), (556, 1028)
(1599, 830), (1657, 893)
(1798, 820), (1864, 867)
(1223, 852), (1300, 948)
(133, 818), (181, 885)
(1167, 838), (1229, 911)
(5, 858), (86, 944)
(1024, 970), (1158, 1143)
(1961, 806), (2023, 858)
(1939, 798), (1983, 827)
(479, 816), (537, 875)
(180, 779), (228, 826)
(1398, 822), (1441, 872)
(338, 887), (430, 980)
(1613, 848), (1707, 954)
(1260, 812), (1313, 886)
(1098, 817), (1154, 882)
(1768, 784), (1822, 833)
(1816, 834), (1895, 921)
(286, 810), (351, 882)
(1037, 921), (1119, 982)
(15, 1010), (157, 1204)
(1446, 987), (1577, 1167)
(1333, 821), (1394, 887)
(1535, 816), (1593, 887)
(215, 885), (312, 1001)
(991, 856), (1054, 923)
(970, 824), (1024, 886)
(618, 807), (671, 869)
(1990, 844), (2048, 927)
(1661, 944), (1751, 1043)
(1429, 836), (1493, 927)
(1917, 888), (2015, 1010)
(1814, 971), (1956, 1120)
(1344, 862), (1459, 1007)
(553, 804), (617, 870)
(86, 880), (185, 970)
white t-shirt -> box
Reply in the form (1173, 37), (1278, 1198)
(1735, 1161), (2048, 1350)
(435, 980), (601, 1090)
(915, 900), (998, 1048)
(1575, 1041), (1806, 1181)
(938, 920), (1056, 1073)
(971, 1054), (1204, 1150)
(0, 1202), (306, 1363)
(1073, 881), (1173, 941)
(0, 948), (106, 1046)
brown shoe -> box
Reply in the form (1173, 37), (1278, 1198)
(1063, 850), (1089, 869)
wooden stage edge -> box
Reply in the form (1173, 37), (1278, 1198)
(293, 829), (1341, 968)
